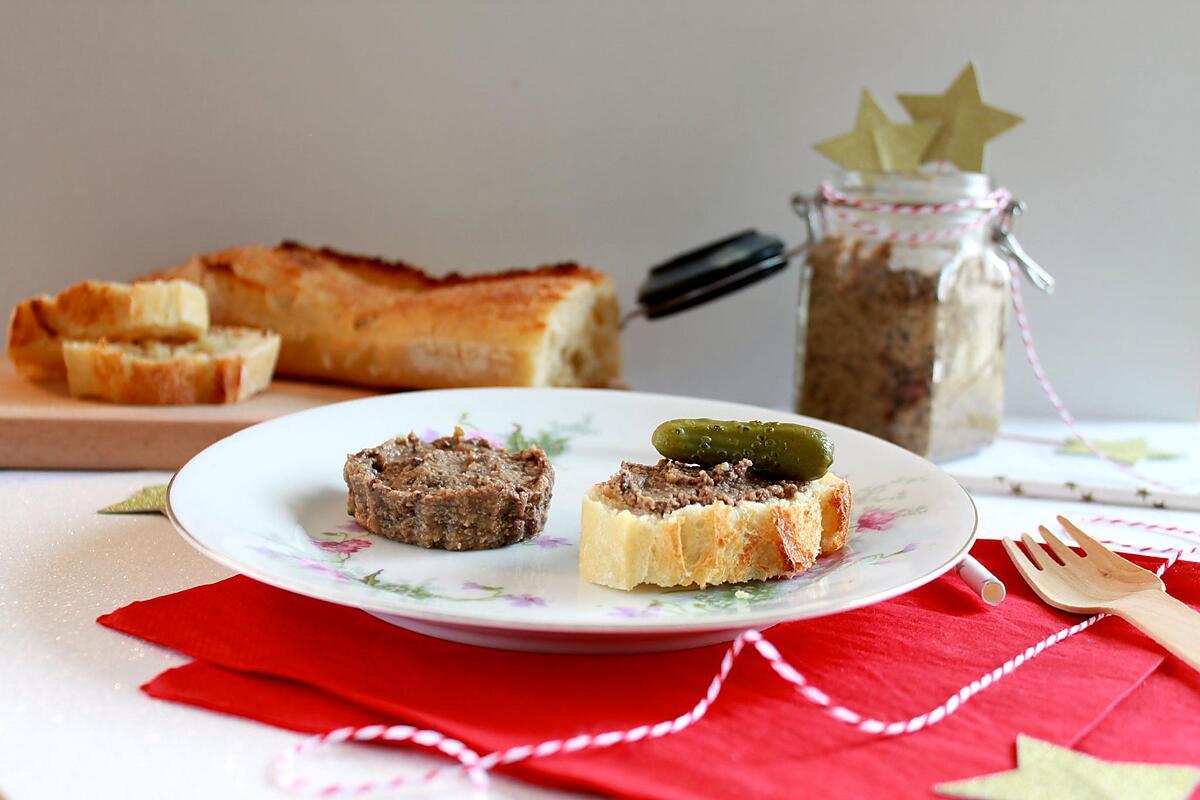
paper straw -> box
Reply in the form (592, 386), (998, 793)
(952, 473), (1200, 513)
(954, 555), (1005, 605)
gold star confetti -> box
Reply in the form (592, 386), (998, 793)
(935, 735), (1200, 800)
(98, 484), (168, 515)
(898, 63), (1022, 172)
(1056, 437), (1181, 465)
(814, 89), (940, 172)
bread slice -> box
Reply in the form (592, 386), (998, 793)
(62, 326), (280, 405)
(580, 472), (851, 590)
(7, 280), (209, 380)
(142, 242), (621, 389)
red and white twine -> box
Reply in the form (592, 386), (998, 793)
(817, 181), (1011, 243)
(1081, 516), (1197, 537)
(819, 181), (1011, 215)
(1009, 278), (1178, 491)
(275, 517), (1200, 797)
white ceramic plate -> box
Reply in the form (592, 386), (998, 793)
(168, 389), (976, 653)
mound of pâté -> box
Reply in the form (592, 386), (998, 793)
(344, 428), (555, 551)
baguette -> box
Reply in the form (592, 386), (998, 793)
(144, 242), (621, 389)
(7, 279), (209, 380)
(62, 326), (280, 405)
(580, 471), (851, 590)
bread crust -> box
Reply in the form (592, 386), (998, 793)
(61, 326), (280, 405)
(580, 472), (852, 590)
(7, 280), (208, 380)
(143, 242), (622, 389)
(817, 472), (852, 555)
(6, 301), (63, 380)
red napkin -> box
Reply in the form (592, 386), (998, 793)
(99, 540), (1200, 799)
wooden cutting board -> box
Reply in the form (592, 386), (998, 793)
(0, 362), (378, 470)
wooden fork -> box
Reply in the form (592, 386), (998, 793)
(1002, 515), (1200, 672)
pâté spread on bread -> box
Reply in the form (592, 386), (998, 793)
(580, 419), (851, 590)
(344, 428), (555, 551)
(596, 458), (806, 515)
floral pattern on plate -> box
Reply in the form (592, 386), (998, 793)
(426, 412), (595, 459)
(241, 474), (929, 617)
(252, 535), (552, 607)
(168, 387), (977, 642)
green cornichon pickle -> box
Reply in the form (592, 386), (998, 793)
(650, 418), (834, 481)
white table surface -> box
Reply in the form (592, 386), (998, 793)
(2, 417), (1198, 800)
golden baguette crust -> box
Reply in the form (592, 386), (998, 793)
(579, 472), (851, 590)
(62, 326), (280, 405)
(7, 280), (209, 380)
(143, 242), (621, 389)
(817, 472), (852, 555)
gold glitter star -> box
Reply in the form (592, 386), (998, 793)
(898, 63), (1022, 172)
(936, 735), (1200, 800)
(815, 89), (940, 172)
(98, 484), (167, 515)
(1057, 436), (1181, 465)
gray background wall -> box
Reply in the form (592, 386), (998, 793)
(3, 1), (1197, 418)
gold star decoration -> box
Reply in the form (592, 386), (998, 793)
(814, 89), (940, 172)
(98, 484), (168, 515)
(1056, 436), (1181, 465)
(935, 735), (1200, 800)
(897, 63), (1022, 172)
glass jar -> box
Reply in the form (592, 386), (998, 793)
(794, 170), (1016, 462)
